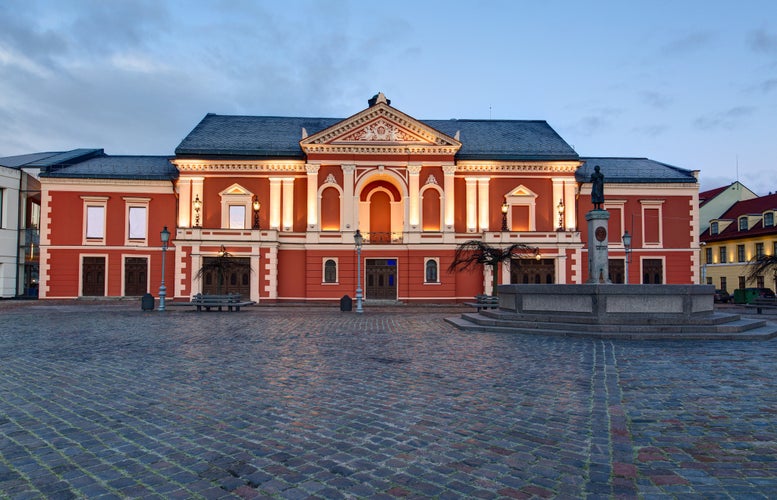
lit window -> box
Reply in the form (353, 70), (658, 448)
(323, 259), (337, 283)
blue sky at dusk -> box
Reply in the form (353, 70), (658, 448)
(1, 0), (775, 193)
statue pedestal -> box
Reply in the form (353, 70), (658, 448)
(586, 210), (611, 284)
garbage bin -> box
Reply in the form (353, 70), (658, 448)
(141, 293), (155, 311)
(340, 294), (353, 312)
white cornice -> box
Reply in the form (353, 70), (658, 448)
(455, 161), (581, 173)
(173, 160), (306, 172)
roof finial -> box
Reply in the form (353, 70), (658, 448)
(368, 92), (390, 107)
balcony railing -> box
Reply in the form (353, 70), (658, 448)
(363, 232), (404, 244)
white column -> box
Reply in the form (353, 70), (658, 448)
(269, 178), (282, 230)
(564, 179), (576, 231)
(342, 164), (356, 230)
(178, 177), (192, 228)
(282, 178), (294, 231)
(306, 164), (320, 229)
(443, 165), (456, 230)
(465, 177), (478, 232)
(477, 177), (490, 232)
(408, 164), (421, 229)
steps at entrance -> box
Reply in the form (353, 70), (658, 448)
(445, 310), (777, 340)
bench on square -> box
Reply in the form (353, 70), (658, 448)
(463, 294), (500, 312)
(744, 297), (777, 314)
(169, 293), (256, 312)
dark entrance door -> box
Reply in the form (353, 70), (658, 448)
(202, 257), (251, 296)
(609, 259), (625, 284)
(82, 256), (105, 296)
(124, 257), (148, 296)
(511, 258), (555, 284)
(642, 259), (663, 284)
(365, 258), (397, 300)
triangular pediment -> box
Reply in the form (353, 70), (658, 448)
(301, 95), (461, 156)
(507, 185), (538, 198)
(219, 183), (251, 196)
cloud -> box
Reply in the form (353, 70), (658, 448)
(694, 106), (756, 130)
(640, 91), (672, 109)
(632, 125), (669, 137)
(659, 32), (715, 56)
(748, 28), (777, 55)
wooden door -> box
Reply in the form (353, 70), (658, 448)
(202, 257), (251, 296)
(511, 258), (555, 284)
(365, 259), (397, 300)
(82, 257), (105, 296)
(124, 257), (148, 296)
(642, 259), (663, 284)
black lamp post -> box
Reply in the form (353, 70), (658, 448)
(622, 230), (632, 284)
(354, 229), (364, 313)
(193, 195), (202, 227)
(159, 226), (170, 311)
(501, 201), (509, 231)
(252, 196), (261, 229)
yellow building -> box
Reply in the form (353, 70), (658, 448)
(700, 191), (777, 293)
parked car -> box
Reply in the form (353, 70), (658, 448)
(732, 287), (776, 304)
(713, 289), (731, 303)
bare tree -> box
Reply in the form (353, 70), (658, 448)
(447, 240), (538, 296)
(746, 254), (777, 286)
(194, 245), (252, 294)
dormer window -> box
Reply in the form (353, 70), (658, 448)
(710, 221), (719, 235)
(739, 217), (748, 231)
(765, 212), (774, 228)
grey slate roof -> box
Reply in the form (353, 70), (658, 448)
(40, 155), (178, 180)
(175, 113), (579, 161)
(576, 158), (697, 184)
(0, 152), (66, 169)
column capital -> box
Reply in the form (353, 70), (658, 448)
(341, 164), (356, 174)
(407, 164), (422, 175)
(442, 165), (457, 175)
(305, 164), (320, 174)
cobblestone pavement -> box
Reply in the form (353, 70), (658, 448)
(1, 301), (776, 499)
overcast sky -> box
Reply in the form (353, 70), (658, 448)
(1, 0), (776, 193)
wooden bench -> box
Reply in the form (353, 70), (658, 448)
(170, 293), (256, 312)
(463, 294), (500, 312)
(744, 297), (777, 314)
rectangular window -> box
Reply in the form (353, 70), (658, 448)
(705, 247), (712, 264)
(757, 276), (765, 288)
(0, 188), (4, 227)
(424, 258), (440, 283)
(86, 206), (105, 239)
(720, 276), (727, 291)
(229, 205), (246, 229)
(128, 207), (147, 240)
(739, 217), (748, 231)
(706, 277), (712, 285)
(739, 276), (746, 290)
(643, 208), (660, 244)
(756, 242), (764, 259)
(719, 247), (727, 264)
(765, 212), (774, 227)
(737, 245), (745, 262)
(710, 221), (719, 235)
(323, 258), (338, 284)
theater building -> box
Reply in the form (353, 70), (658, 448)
(37, 93), (701, 302)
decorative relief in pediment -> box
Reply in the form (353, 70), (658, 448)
(336, 118), (425, 143)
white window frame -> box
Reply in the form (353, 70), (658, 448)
(124, 197), (150, 246)
(322, 258), (338, 284)
(219, 183), (254, 229)
(640, 200), (665, 248)
(424, 257), (440, 284)
(82, 196), (109, 245)
(504, 185), (538, 232)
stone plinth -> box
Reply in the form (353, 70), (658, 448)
(496, 284), (715, 324)
(586, 210), (611, 283)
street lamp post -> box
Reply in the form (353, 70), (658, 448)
(252, 196), (261, 229)
(354, 229), (364, 313)
(159, 226), (171, 311)
(501, 201), (509, 231)
(700, 241), (707, 284)
(622, 230), (632, 284)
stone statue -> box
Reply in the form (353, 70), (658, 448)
(590, 165), (605, 210)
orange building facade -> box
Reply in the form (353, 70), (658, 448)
(37, 94), (701, 302)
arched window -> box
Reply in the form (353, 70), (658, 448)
(425, 259), (439, 283)
(324, 259), (337, 283)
